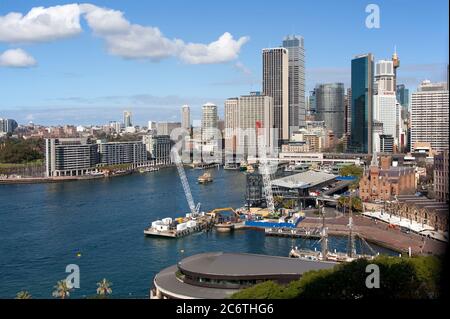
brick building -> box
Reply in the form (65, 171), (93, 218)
(386, 195), (449, 232)
(434, 151), (449, 203)
(359, 154), (416, 202)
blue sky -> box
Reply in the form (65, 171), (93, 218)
(0, 0), (448, 125)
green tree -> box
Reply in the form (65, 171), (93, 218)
(52, 280), (72, 299)
(15, 291), (32, 299)
(231, 256), (441, 299)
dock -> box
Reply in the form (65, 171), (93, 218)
(265, 227), (321, 239)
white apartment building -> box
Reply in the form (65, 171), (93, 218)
(411, 80), (449, 152)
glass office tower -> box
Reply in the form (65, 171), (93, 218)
(349, 53), (374, 153)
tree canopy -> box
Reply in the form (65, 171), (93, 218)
(231, 255), (442, 299)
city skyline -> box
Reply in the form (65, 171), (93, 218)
(0, 0), (449, 126)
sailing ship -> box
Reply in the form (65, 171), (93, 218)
(289, 198), (376, 263)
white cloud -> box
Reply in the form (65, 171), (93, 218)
(180, 33), (249, 64)
(0, 4), (82, 43)
(0, 48), (37, 68)
(0, 3), (249, 64)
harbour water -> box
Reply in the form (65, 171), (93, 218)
(0, 167), (395, 298)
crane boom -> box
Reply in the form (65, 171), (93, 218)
(258, 133), (275, 212)
(171, 148), (197, 215)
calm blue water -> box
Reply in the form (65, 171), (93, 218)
(0, 168), (395, 298)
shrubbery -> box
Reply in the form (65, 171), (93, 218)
(231, 256), (442, 299)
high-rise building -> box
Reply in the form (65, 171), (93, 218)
(282, 35), (306, 130)
(397, 84), (410, 126)
(156, 122), (181, 136)
(349, 53), (374, 153)
(0, 118), (18, 134)
(45, 138), (99, 177)
(308, 90), (316, 114)
(201, 102), (218, 141)
(262, 47), (289, 144)
(224, 98), (239, 154)
(379, 134), (394, 153)
(314, 83), (345, 138)
(411, 80), (449, 152)
(181, 105), (190, 130)
(237, 94), (274, 158)
(396, 84), (409, 108)
(344, 88), (352, 136)
(373, 60), (400, 152)
(123, 111), (132, 128)
(374, 60), (395, 94)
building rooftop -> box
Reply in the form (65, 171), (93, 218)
(153, 252), (336, 299)
(272, 170), (336, 189)
(178, 252), (335, 277)
(396, 195), (449, 216)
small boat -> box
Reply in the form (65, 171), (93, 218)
(224, 163), (239, 170)
(198, 172), (213, 184)
(215, 222), (234, 232)
(246, 165), (255, 173)
(239, 161), (248, 171)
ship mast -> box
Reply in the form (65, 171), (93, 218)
(320, 202), (328, 259)
(347, 191), (356, 257)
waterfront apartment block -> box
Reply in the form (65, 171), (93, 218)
(411, 80), (449, 152)
(262, 47), (289, 143)
(97, 141), (147, 166)
(359, 155), (415, 202)
(434, 151), (449, 203)
(45, 138), (99, 177)
(142, 134), (171, 165)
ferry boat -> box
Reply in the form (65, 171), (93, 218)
(197, 172), (213, 184)
(224, 163), (240, 170)
(139, 167), (160, 173)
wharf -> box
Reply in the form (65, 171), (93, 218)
(265, 227), (321, 238)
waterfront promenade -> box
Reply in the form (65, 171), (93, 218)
(298, 214), (447, 256)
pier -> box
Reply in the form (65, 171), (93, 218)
(265, 227), (321, 238)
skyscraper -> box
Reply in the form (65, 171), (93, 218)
(373, 60), (399, 151)
(349, 53), (374, 153)
(314, 83), (345, 139)
(262, 47), (289, 144)
(411, 80), (449, 152)
(237, 94), (274, 158)
(123, 111), (132, 128)
(224, 97), (239, 154)
(282, 35), (306, 130)
(201, 102), (218, 141)
(181, 105), (190, 130)
(344, 88), (352, 136)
